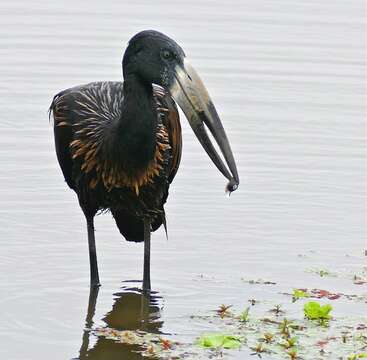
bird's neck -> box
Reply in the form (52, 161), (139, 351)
(114, 74), (158, 174)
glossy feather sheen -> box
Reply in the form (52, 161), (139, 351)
(51, 81), (182, 241)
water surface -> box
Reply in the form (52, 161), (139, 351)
(0, 0), (366, 359)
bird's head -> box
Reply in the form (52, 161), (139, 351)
(123, 30), (239, 191)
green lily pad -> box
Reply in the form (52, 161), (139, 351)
(197, 333), (242, 349)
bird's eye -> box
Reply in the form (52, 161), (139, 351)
(161, 50), (174, 61)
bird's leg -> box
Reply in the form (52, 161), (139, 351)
(143, 219), (151, 293)
(86, 217), (101, 287)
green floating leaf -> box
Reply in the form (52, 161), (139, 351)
(293, 289), (309, 301)
(197, 334), (242, 349)
(347, 354), (367, 360)
(304, 301), (333, 320)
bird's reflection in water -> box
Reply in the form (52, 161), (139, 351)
(76, 284), (163, 360)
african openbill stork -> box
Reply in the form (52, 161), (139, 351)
(50, 30), (239, 291)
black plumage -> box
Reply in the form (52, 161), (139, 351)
(50, 30), (239, 291)
(51, 82), (180, 241)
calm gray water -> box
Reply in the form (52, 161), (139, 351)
(0, 1), (366, 359)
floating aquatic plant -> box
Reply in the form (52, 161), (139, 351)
(287, 348), (298, 360)
(197, 334), (242, 349)
(262, 332), (275, 344)
(239, 307), (250, 323)
(279, 336), (298, 349)
(303, 301), (332, 325)
(292, 289), (308, 302)
(250, 342), (268, 357)
(307, 268), (337, 277)
(90, 266), (367, 359)
(270, 304), (285, 315)
(347, 354), (367, 360)
(279, 318), (292, 338)
(216, 304), (233, 318)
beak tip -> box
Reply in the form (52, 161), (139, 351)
(225, 178), (239, 194)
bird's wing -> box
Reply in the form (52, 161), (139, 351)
(50, 89), (75, 189)
(49, 81), (124, 190)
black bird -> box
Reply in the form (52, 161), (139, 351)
(50, 30), (239, 291)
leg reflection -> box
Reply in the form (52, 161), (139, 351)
(78, 286), (100, 358)
(76, 285), (162, 360)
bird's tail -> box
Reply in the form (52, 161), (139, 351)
(111, 209), (166, 242)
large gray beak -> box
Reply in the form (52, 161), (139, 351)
(169, 59), (239, 191)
